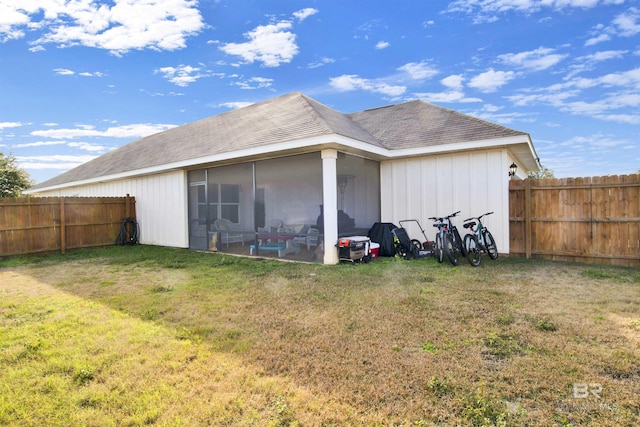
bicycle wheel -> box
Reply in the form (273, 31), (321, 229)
(444, 233), (459, 266)
(464, 234), (482, 267)
(453, 226), (466, 257)
(483, 230), (498, 260)
(435, 234), (444, 263)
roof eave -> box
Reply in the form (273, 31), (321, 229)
(384, 134), (540, 170)
(25, 133), (540, 194)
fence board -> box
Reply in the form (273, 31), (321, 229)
(0, 196), (136, 257)
(509, 174), (639, 267)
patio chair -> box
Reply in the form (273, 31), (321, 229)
(292, 225), (320, 251)
(213, 218), (245, 247)
(258, 219), (284, 233)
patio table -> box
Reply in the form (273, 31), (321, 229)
(252, 233), (300, 257)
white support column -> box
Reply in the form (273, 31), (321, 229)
(321, 149), (339, 264)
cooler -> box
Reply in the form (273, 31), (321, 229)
(337, 235), (370, 262)
(370, 242), (380, 259)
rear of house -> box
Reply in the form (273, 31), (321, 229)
(26, 92), (540, 263)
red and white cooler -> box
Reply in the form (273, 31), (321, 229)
(337, 236), (371, 262)
(369, 242), (380, 259)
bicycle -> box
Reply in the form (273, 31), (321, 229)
(429, 211), (463, 266)
(462, 211), (498, 267)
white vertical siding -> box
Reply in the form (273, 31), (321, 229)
(33, 171), (188, 248)
(380, 149), (511, 253)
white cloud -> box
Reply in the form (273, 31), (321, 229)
(413, 74), (482, 103)
(0, 1), (205, 55)
(375, 41), (390, 49)
(414, 91), (482, 104)
(54, 68), (104, 77)
(566, 50), (627, 77)
(17, 154), (99, 170)
(468, 108), (535, 125)
(398, 60), (438, 80)
(508, 90), (580, 107)
(78, 71), (104, 77)
(585, 7), (640, 46)
(507, 67), (640, 123)
(293, 8), (318, 22)
(585, 33), (612, 46)
(31, 123), (176, 139)
(219, 21), (298, 67)
(441, 74), (464, 90)
(0, 122), (23, 130)
(468, 69), (516, 92)
(13, 141), (66, 148)
(155, 65), (206, 87)
(54, 68), (74, 76)
(306, 57), (335, 69)
(219, 102), (254, 110)
(14, 140), (109, 152)
(498, 47), (568, 71)
(232, 76), (274, 90)
(612, 6), (640, 36)
(329, 74), (406, 97)
(67, 142), (109, 152)
(446, 0), (627, 23)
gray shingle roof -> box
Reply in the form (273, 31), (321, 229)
(349, 100), (526, 150)
(31, 92), (527, 189)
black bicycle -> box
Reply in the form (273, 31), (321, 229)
(462, 212), (498, 267)
(429, 211), (463, 266)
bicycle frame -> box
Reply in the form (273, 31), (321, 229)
(462, 212), (498, 262)
(429, 211), (462, 266)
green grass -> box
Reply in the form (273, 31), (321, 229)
(1, 246), (639, 426)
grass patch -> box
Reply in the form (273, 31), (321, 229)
(1, 246), (639, 425)
(581, 267), (640, 283)
(462, 384), (527, 426)
(534, 317), (558, 332)
(483, 332), (526, 359)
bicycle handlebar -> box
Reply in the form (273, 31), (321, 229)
(429, 211), (460, 221)
(463, 211), (494, 222)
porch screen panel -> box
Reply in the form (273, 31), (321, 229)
(254, 153), (323, 262)
(187, 164), (253, 253)
(187, 170), (208, 250)
(336, 154), (380, 236)
(207, 164), (253, 253)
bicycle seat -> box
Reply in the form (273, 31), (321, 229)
(463, 221), (476, 229)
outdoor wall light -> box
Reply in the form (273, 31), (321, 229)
(509, 163), (518, 177)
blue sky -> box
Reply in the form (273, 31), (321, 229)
(0, 0), (638, 184)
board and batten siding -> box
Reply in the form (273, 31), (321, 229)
(380, 149), (512, 253)
(31, 170), (188, 248)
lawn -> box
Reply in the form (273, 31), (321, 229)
(1, 246), (639, 426)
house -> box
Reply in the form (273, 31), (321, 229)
(27, 92), (540, 264)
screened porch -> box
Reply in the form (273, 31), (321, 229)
(187, 152), (380, 263)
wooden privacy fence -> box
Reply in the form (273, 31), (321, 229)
(510, 174), (639, 267)
(0, 196), (136, 257)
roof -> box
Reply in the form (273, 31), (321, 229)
(30, 92), (532, 190)
(348, 100), (525, 150)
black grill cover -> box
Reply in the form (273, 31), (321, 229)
(367, 222), (398, 257)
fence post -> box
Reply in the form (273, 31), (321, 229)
(59, 197), (66, 254)
(525, 179), (532, 259)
